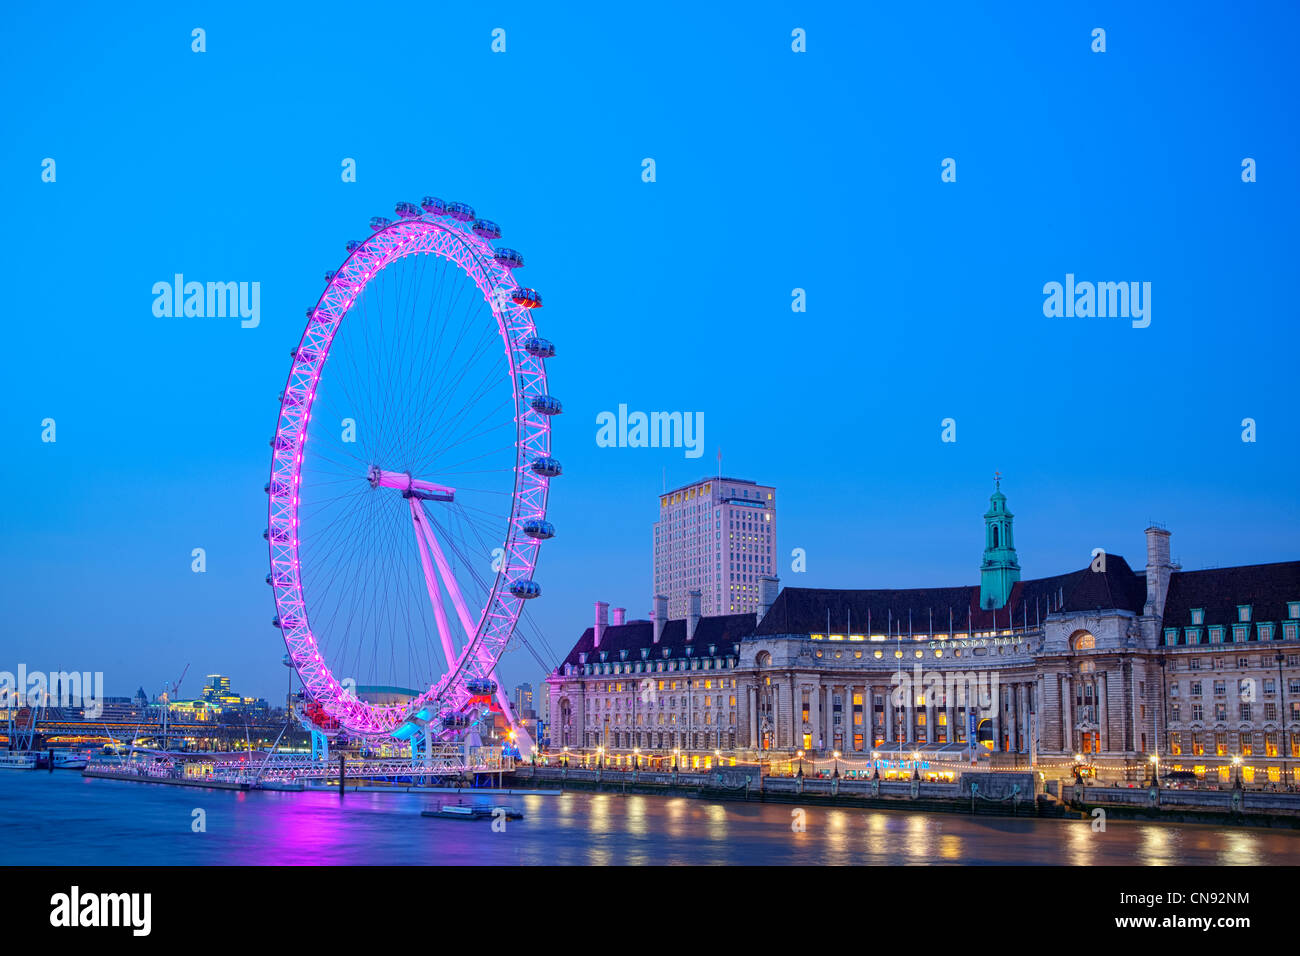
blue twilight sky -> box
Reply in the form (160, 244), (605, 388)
(2, 2), (1297, 703)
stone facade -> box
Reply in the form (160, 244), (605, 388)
(546, 489), (1300, 784)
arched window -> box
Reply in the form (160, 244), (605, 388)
(992, 527), (999, 548)
(1073, 632), (1096, 651)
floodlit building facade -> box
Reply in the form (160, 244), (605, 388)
(548, 482), (1300, 785)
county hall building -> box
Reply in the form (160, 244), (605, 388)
(546, 481), (1300, 786)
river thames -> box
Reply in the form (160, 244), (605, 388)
(4, 772), (1300, 865)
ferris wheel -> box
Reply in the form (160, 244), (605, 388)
(265, 197), (559, 754)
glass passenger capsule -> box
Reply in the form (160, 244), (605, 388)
(522, 337), (555, 358)
(445, 201), (475, 222)
(494, 248), (524, 269)
(529, 456), (562, 477)
(529, 395), (563, 415)
(509, 580), (543, 600)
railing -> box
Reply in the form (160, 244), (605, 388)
(518, 765), (965, 799)
(85, 747), (513, 785)
(1063, 783), (1300, 815)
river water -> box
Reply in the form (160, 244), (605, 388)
(3, 772), (1299, 865)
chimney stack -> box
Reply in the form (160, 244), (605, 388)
(1143, 526), (1173, 620)
(612, 607), (626, 626)
(758, 575), (781, 621)
(594, 601), (610, 648)
(652, 594), (668, 644)
(687, 589), (702, 641)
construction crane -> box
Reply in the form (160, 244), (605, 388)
(169, 663), (190, 700)
(158, 663), (190, 751)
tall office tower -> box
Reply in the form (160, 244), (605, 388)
(653, 476), (777, 618)
(514, 683), (534, 717)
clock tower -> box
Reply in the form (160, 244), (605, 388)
(980, 474), (1021, 610)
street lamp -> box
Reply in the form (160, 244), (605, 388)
(1148, 753), (1160, 789)
(633, 747), (641, 769)
(910, 751), (919, 781)
(833, 750), (841, 778)
(597, 745), (605, 769)
(871, 750), (881, 780)
(796, 749), (805, 778)
(673, 747), (680, 770)
(1232, 754), (1243, 788)
(561, 745), (569, 767)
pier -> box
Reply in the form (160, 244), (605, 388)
(81, 746), (514, 789)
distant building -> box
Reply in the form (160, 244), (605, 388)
(99, 696), (147, 722)
(514, 683), (534, 718)
(202, 674), (242, 709)
(158, 675), (273, 720)
(653, 476), (776, 619)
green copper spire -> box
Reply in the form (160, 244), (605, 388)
(979, 473), (1020, 610)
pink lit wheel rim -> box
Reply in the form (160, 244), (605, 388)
(266, 200), (557, 744)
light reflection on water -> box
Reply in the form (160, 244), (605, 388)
(3, 773), (1299, 866)
(1066, 819), (1096, 865)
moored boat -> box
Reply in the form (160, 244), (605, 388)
(53, 750), (89, 770)
(420, 804), (524, 821)
(0, 752), (38, 770)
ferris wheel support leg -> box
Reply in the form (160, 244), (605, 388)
(408, 498), (459, 670)
(417, 505), (479, 639)
(418, 505), (535, 759)
(417, 507), (536, 759)
(495, 682), (535, 758)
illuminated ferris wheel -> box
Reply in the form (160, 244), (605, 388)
(265, 197), (559, 754)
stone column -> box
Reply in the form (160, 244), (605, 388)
(1002, 683), (1013, 752)
(1037, 673), (1049, 752)
(1007, 682), (1017, 752)
(785, 676), (795, 749)
(577, 684), (587, 745)
(1013, 686), (1024, 749)
(1098, 671), (1109, 753)
(885, 692), (895, 746)
(1013, 682), (1022, 752)
(905, 691), (915, 747)
(1061, 674), (1073, 754)
(1131, 664), (1142, 754)
(747, 686), (758, 748)
(824, 685), (834, 751)
(991, 685), (1002, 752)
